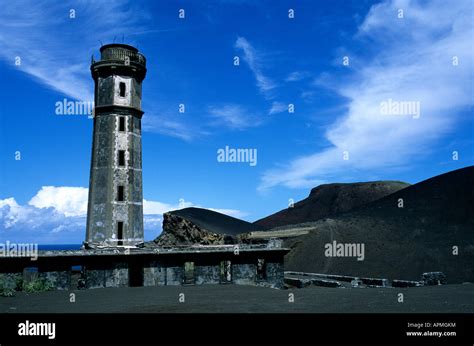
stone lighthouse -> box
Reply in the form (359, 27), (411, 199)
(85, 44), (147, 248)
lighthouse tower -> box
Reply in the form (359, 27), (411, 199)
(85, 44), (147, 248)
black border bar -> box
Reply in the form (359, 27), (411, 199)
(0, 313), (472, 345)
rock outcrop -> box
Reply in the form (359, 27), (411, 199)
(153, 212), (228, 246)
(152, 207), (262, 246)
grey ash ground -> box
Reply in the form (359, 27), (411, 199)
(1, 284), (473, 313)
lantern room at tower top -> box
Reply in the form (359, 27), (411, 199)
(91, 43), (147, 81)
(90, 44), (147, 116)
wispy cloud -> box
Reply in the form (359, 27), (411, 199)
(142, 112), (210, 142)
(234, 36), (277, 98)
(0, 1), (147, 102)
(0, 4), (276, 141)
(143, 104), (264, 140)
(0, 1), (210, 142)
(259, 0), (473, 190)
(285, 71), (310, 82)
(208, 104), (263, 130)
(268, 102), (287, 115)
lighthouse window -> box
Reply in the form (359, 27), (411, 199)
(119, 117), (125, 131)
(117, 222), (123, 246)
(119, 82), (126, 97)
(117, 186), (124, 201)
(118, 150), (125, 166)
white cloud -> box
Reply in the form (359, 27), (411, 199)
(0, 196), (85, 243)
(143, 199), (190, 215)
(234, 37), (277, 97)
(208, 104), (263, 130)
(268, 102), (287, 115)
(28, 186), (88, 217)
(0, 186), (247, 243)
(0, 198), (23, 229)
(259, 0), (473, 190)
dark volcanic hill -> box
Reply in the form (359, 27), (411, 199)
(282, 166), (474, 283)
(169, 207), (261, 235)
(152, 207), (262, 246)
(255, 181), (410, 229)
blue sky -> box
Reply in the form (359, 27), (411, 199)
(0, 0), (472, 244)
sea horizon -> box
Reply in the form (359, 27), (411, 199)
(38, 244), (82, 251)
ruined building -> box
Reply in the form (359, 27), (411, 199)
(85, 44), (147, 248)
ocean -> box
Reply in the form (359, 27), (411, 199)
(38, 244), (82, 251)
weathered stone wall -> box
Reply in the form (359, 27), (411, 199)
(86, 262), (128, 289)
(195, 265), (220, 285)
(85, 269), (106, 289)
(232, 263), (257, 285)
(166, 266), (184, 285)
(1, 261), (285, 291)
(86, 44), (146, 248)
(105, 263), (129, 288)
(0, 247), (289, 291)
(143, 261), (166, 286)
(265, 262), (285, 288)
(86, 112), (144, 247)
